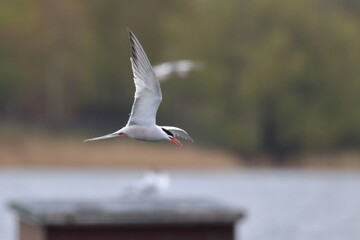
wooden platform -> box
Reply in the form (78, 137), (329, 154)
(10, 198), (245, 240)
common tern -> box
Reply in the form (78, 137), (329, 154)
(124, 169), (170, 197)
(153, 60), (204, 81)
(84, 29), (193, 146)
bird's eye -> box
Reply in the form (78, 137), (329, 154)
(119, 132), (124, 135)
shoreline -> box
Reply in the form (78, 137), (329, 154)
(0, 134), (359, 169)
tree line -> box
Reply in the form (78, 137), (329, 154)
(0, 0), (359, 161)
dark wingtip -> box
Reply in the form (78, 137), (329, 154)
(127, 28), (135, 39)
(127, 28), (137, 61)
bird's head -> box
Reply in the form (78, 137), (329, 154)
(161, 127), (181, 146)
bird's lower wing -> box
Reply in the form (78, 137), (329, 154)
(161, 126), (193, 142)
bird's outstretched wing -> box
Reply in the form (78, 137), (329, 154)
(161, 126), (193, 142)
(127, 29), (162, 126)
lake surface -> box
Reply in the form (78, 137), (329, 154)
(0, 169), (359, 240)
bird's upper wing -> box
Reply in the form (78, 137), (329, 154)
(127, 29), (162, 126)
(161, 126), (194, 142)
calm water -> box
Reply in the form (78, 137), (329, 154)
(0, 169), (360, 240)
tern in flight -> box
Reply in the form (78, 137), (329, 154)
(153, 60), (204, 82)
(84, 29), (193, 146)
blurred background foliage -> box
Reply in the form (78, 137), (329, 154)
(0, 0), (359, 161)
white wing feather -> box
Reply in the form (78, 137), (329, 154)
(161, 126), (193, 142)
(127, 29), (162, 126)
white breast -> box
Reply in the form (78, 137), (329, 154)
(124, 125), (168, 142)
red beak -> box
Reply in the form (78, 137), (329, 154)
(169, 137), (181, 147)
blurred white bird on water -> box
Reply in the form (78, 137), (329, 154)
(153, 60), (205, 81)
(123, 169), (170, 197)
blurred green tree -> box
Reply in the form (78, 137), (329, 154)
(0, 0), (359, 163)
